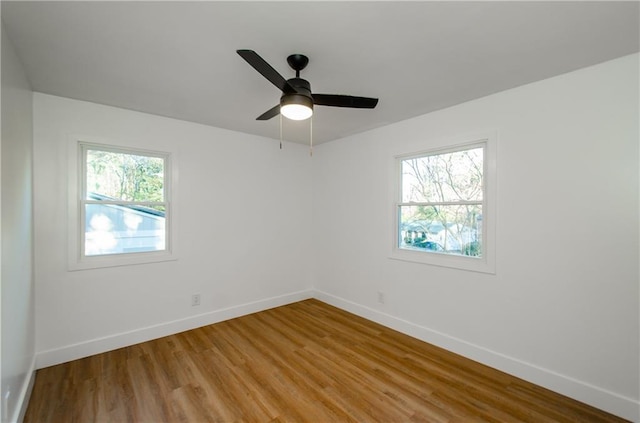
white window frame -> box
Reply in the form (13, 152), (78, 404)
(68, 138), (178, 270)
(390, 133), (496, 274)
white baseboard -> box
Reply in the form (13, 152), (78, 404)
(10, 357), (36, 423)
(36, 289), (314, 369)
(313, 289), (640, 423)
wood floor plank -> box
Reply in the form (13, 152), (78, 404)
(24, 299), (627, 423)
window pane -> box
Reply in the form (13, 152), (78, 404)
(399, 204), (482, 257)
(86, 150), (164, 202)
(85, 203), (165, 256)
(401, 147), (483, 203)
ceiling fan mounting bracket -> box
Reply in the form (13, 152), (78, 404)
(287, 54), (309, 74)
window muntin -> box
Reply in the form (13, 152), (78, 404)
(397, 144), (485, 258)
(81, 144), (169, 257)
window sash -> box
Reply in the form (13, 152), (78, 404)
(399, 143), (486, 203)
(80, 143), (170, 258)
(398, 200), (482, 207)
(83, 200), (166, 206)
(395, 141), (487, 259)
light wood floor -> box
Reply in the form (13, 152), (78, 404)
(25, 299), (626, 422)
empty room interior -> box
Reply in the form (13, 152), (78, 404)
(1, 1), (639, 422)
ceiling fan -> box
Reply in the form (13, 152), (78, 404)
(237, 49), (379, 121)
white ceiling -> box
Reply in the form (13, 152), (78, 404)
(2, 1), (638, 145)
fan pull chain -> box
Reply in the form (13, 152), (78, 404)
(279, 113), (283, 149)
(309, 116), (313, 156)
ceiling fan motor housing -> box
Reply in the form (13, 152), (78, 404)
(281, 78), (314, 112)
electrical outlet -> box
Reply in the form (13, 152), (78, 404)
(377, 291), (385, 304)
(191, 294), (201, 306)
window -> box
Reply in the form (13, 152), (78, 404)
(392, 136), (496, 273)
(69, 141), (175, 270)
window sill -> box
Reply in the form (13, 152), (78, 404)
(389, 248), (495, 274)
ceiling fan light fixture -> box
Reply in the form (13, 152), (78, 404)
(237, 50), (378, 122)
(280, 93), (313, 120)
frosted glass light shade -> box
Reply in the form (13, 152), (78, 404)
(280, 94), (313, 120)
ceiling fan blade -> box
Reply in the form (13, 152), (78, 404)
(256, 104), (280, 120)
(237, 50), (296, 93)
(312, 94), (378, 109)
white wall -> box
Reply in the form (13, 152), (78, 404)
(1, 23), (36, 423)
(33, 94), (313, 367)
(312, 54), (639, 420)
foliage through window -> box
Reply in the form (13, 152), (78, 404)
(81, 144), (169, 257)
(398, 144), (484, 258)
